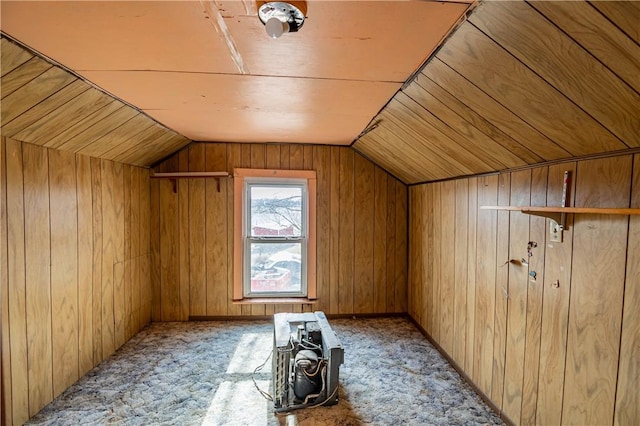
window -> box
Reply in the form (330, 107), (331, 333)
(233, 169), (316, 300)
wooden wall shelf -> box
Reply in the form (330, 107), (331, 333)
(480, 205), (640, 243)
(150, 171), (230, 192)
(150, 172), (229, 179)
(480, 206), (640, 215)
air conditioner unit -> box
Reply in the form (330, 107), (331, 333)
(272, 311), (344, 412)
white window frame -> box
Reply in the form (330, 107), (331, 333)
(233, 168), (316, 301)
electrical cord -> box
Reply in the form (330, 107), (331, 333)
(252, 349), (274, 401)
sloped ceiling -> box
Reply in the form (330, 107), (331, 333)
(355, 0), (640, 184)
(1, 1), (638, 180)
(0, 0), (471, 147)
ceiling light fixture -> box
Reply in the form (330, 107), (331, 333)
(258, 1), (305, 39)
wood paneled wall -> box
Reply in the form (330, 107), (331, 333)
(151, 142), (407, 320)
(0, 137), (152, 425)
(409, 154), (640, 425)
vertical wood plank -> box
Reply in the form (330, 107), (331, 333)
(466, 177), (478, 373)
(373, 167), (388, 313)
(312, 146), (328, 314)
(473, 174), (498, 395)
(188, 144), (206, 316)
(301, 146), (314, 313)
(289, 145), (303, 169)
(520, 166), (547, 425)
(453, 179), (469, 366)
(130, 167), (141, 334)
(395, 180), (407, 313)
(122, 166), (132, 341)
(90, 157), (103, 364)
(354, 154), (374, 313)
(5, 138), (29, 424)
(48, 148), (79, 398)
(0, 136), (9, 426)
(178, 151), (190, 321)
(76, 154), (93, 376)
(614, 154), (640, 425)
(139, 168), (152, 325)
(22, 142), (53, 416)
(226, 144), (242, 316)
(111, 161), (125, 349)
(536, 162), (576, 426)
(502, 170), (531, 422)
(329, 147), (340, 314)
(440, 180), (456, 353)
(385, 175), (397, 314)
(407, 186), (419, 321)
(563, 156), (631, 425)
(491, 173), (510, 407)
(100, 160), (116, 356)
(159, 160), (179, 321)
(431, 183), (441, 341)
(338, 148), (355, 314)
(420, 184), (431, 331)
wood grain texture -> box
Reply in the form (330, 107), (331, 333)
(1, 57), (52, 100)
(22, 142), (53, 416)
(402, 85), (511, 171)
(1, 136), (10, 426)
(530, 0), (640, 94)
(152, 143), (407, 318)
(2, 80), (88, 139)
(414, 73), (533, 168)
(373, 166), (388, 313)
(409, 153), (639, 425)
(386, 175), (398, 313)
(205, 144), (228, 316)
(338, 148), (355, 314)
(491, 173), (510, 407)
(314, 145), (331, 314)
(90, 157), (104, 363)
(394, 179), (407, 313)
(1, 66), (76, 127)
(353, 154), (374, 313)
(439, 181), (456, 354)
(407, 186), (421, 322)
(614, 154), (640, 425)
(422, 58), (565, 163)
(563, 156), (632, 425)
(470, 1), (639, 147)
(502, 170), (531, 422)
(473, 175), (498, 396)
(3, 140), (152, 424)
(590, 1), (640, 45)
(177, 152), (190, 321)
(188, 144), (207, 316)
(1, 38), (33, 77)
(453, 179), (469, 366)
(48, 148), (79, 398)
(431, 183), (442, 341)
(76, 154), (94, 376)
(520, 166), (547, 426)
(437, 23), (626, 156)
(465, 178), (478, 373)
(4, 139), (29, 424)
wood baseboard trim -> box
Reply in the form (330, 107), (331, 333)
(406, 314), (515, 426)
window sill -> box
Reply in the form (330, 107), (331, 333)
(232, 298), (317, 305)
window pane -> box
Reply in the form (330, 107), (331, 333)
(250, 185), (303, 237)
(250, 243), (302, 293)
